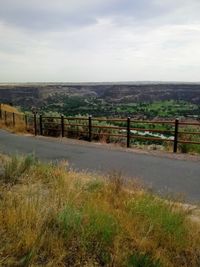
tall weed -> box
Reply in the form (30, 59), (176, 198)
(1, 154), (37, 184)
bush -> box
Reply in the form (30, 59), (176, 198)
(178, 126), (200, 154)
(0, 154), (37, 184)
(127, 252), (161, 267)
(85, 179), (104, 193)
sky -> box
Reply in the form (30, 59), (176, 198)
(0, 0), (200, 82)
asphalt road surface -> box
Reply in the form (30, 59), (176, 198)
(0, 130), (200, 203)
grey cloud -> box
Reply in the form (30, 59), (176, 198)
(0, 3), (97, 31)
(106, 0), (200, 28)
(1, 0), (199, 32)
(1, 0), (200, 83)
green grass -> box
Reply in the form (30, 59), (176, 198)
(58, 204), (83, 237)
(127, 195), (186, 246)
(58, 203), (118, 264)
(127, 252), (161, 267)
(41, 96), (199, 119)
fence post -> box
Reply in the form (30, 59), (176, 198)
(173, 118), (179, 153)
(127, 117), (131, 148)
(88, 115), (92, 142)
(34, 113), (37, 136)
(24, 115), (28, 130)
(39, 115), (43, 135)
(4, 111), (7, 125)
(0, 104), (2, 120)
(61, 115), (64, 137)
(12, 112), (15, 127)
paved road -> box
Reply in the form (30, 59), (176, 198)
(0, 130), (200, 202)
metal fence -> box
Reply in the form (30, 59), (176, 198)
(0, 108), (200, 153)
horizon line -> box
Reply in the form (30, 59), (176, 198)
(1, 80), (200, 85)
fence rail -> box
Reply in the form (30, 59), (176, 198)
(0, 107), (200, 153)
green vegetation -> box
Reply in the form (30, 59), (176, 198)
(0, 154), (200, 266)
(2, 154), (37, 184)
(36, 111), (200, 154)
(1, 104), (200, 154)
(39, 96), (199, 119)
(37, 97), (200, 154)
(127, 195), (186, 244)
(127, 253), (161, 267)
(178, 126), (200, 154)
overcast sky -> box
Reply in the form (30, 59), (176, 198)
(0, 0), (200, 82)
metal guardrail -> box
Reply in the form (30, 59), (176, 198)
(0, 107), (200, 153)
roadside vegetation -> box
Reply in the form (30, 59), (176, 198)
(34, 112), (200, 154)
(1, 104), (200, 154)
(0, 104), (22, 114)
(0, 154), (200, 266)
(0, 104), (26, 133)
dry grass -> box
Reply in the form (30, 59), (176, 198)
(0, 154), (200, 267)
(0, 104), (27, 133)
(0, 104), (21, 114)
(0, 119), (27, 133)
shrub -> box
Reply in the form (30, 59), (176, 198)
(127, 252), (161, 267)
(178, 126), (200, 154)
(85, 179), (104, 193)
(1, 154), (37, 184)
(178, 143), (190, 153)
(42, 111), (61, 137)
(108, 170), (124, 195)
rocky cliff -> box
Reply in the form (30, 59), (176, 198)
(0, 82), (200, 109)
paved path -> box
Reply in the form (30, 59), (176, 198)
(0, 130), (200, 203)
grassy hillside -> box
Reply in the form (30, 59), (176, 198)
(0, 104), (26, 133)
(0, 154), (200, 266)
(0, 104), (22, 114)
